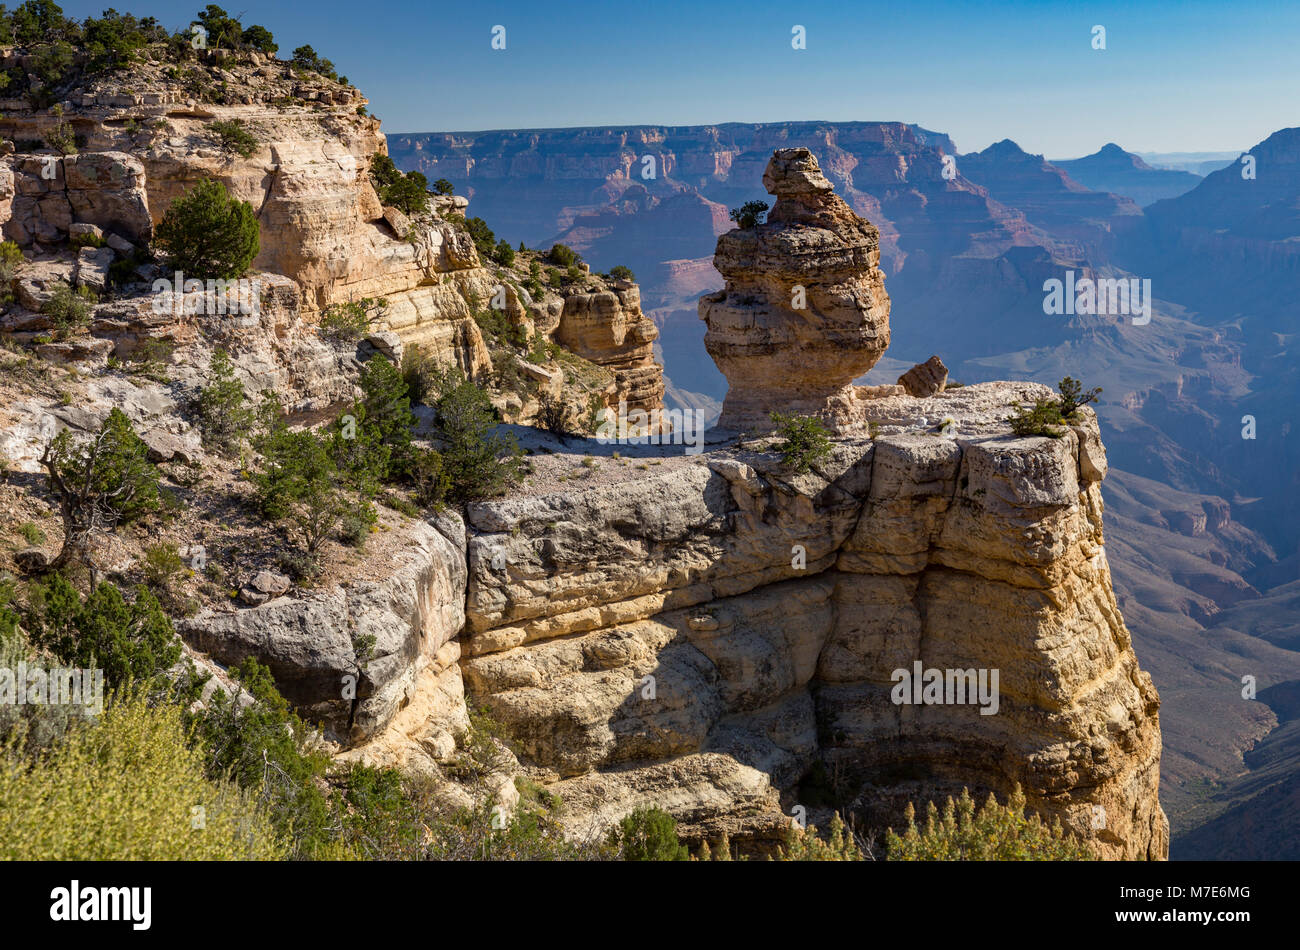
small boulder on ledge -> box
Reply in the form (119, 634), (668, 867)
(897, 355), (949, 397)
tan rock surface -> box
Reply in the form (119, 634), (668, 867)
(700, 147), (891, 433)
(459, 382), (1168, 858)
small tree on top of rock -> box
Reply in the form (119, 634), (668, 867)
(369, 153), (430, 216)
(154, 178), (259, 280)
(1007, 376), (1103, 438)
(433, 178), (454, 196)
(770, 410), (833, 475)
(195, 348), (254, 456)
(1056, 376), (1102, 418)
(729, 200), (769, 228)
(40, 408), (160, 573)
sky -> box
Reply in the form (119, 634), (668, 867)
(62, 0), (1300, 157)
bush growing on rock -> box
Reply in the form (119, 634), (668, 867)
(493, 239), (515, 267)
(41, 280), (93, 339)
(239, 23), (277, 53)
(608, 264), (635, 282)
(1007, 376), (1102, 437)
(433, 372), (525, 503)
(318, 296), (385, 342)
(547, 243), (577, 267)
(777, 813), (863, 860)
(886, 785), (1093, 860)
(770, 410), (833, 474)
(291, 43), (338, 80)
(464, 217), (497, 259)
(369, 153), (430, 216)
(206, 118), (259, 157)
(195, 347), (254, 455)
(24, 573), (181, 689)
(729, 200), (769, 228)
(607, 807), (689, 861)
(0, 240), (24, 302)
(253, 423), (348, 557)
(40, 407), (160, 571)
(433, 178), (454, 195)
(154, 178), (260, 280)
(1056, 375), (1102, 418)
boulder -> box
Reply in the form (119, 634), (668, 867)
(897, 355), (949, 397)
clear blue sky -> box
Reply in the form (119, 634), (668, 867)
(63, 0), (1299, 156)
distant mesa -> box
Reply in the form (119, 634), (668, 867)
(1053, 143), (1203, 207)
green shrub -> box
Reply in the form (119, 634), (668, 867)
(353, 354), (415, 480)
(536, 392), (577, 439)
(770, 410), (833, 474)
(1007, 398), (1065, 438)
(885, 785), (1093, 860)
(411, 447), (450, 508)
(25, 573), (181, 689)
(154, 178), (259, 280)
(432, 178), (454, 195)
(40, 407), (160, 569)
(433, 373), (525, 503)
(291, 44), (337, 80)
(142, 540), (184, 591)
(240, 24), (277, 53)
(1056, 376), (1103, 418)
(369, 153), (429, 216)
(318, 297), (385, 342)
(195, 348), (253, 455)
(608, 265), (635, 282)
(41, 281), (94, 339)
(777, 814), (862, 860)
(729, 200), (769, 228)
(464, 217), (496, 259)
(206, 118), (258, 158)
(253, 423), (347, 556)
(1008, 377), (1103, 436)
(0, 240), (23, 301)
(187, 657), (336, 857)
(493, 239), (515, 267)
(607, 807), (689, 861)
(0, 689), (286, 860)
(547, 243), (577, 267)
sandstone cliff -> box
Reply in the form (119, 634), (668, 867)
(0, 45), (666, 422)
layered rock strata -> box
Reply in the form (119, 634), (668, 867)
(452, 382), (1166, 858)
(699, 147), (891, 433)
(555, 280), (664, 423)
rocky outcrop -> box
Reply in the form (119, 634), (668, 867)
(555, 279), (664, 422)
(897, 355), (948, 397)
(699, 148), (891, 433)
(179, 512), (467, 741)
(456, 382), (1167, 859)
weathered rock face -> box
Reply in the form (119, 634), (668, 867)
(699, 147), (891, 433)
(555, 280), (664, 422)
(457, 382), (1167, 858)
(179, 512), (467, 742)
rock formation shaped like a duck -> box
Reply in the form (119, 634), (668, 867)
(699, 147), (891, 433)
